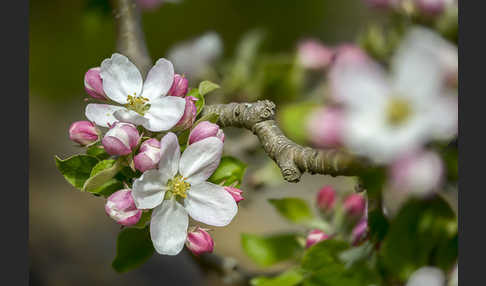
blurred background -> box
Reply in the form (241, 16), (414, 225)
(30, 0), (375, 285)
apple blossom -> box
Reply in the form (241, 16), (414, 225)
(84, 67), (107, 100)
(168, 74), (188, 97)
(105, 189), (142, 226)
(188, 121), (225, 145)
(85, 53), (186, 132)
(305, 229), (330, 248)
(132, 133), (237, 255)
(406, 266), (446, 286)
(102, 122), (140, 156)
(69, 121), (99, 145)
(297, 39), (334, 70)
(185, 227), (215, 256)
(316, 185), (336, 213)
(134, 138), (161, 172)
(332, 27), (457, 163)
(224, 186), (244, 203)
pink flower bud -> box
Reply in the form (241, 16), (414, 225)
(414, 0), (447, 16)
(297, 39), (334, 70)
(343, 194), (366, 220)
(390, 150), (443, 196)
(186, 227), (214, 256)
(133, 138), (161, 172)
(84, 67), (107, 100)
(105, 189), (142, 226)
(69, 121), (99, 145)
(173, 96), (198, 131)
(224, 186), (244, 203)
(351, 218), (368, 245)
(306, 107), (344, 148)
(188, 121), (225, 145)
(168, 74), (189, 97)
(305, 229), (330, 248)
(102, 122), (140, 156)
(316, 185), (336, 212)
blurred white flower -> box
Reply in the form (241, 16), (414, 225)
(167, 32), (223, 80)
(448, 264), (458, 286)
(332, 27), (457, 163)
(406, 266), (446, 286)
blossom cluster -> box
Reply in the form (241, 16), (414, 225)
(69, 53), (243, 256)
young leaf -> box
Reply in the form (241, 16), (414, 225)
(83, 158), (123, 192)
(380, 197), (458, 282)
(301, 239), (350, 272)
(208, 156), (247, 187)
(251, 268), (304, 286)
(112, 226), (154, 273)
(194, 112), (219, 126)
(86, 144), (110, 160)
(241, 233), (302, 267)
(55, 155), (99, 189)
(198, 80), (220, 96)
(90, 179), (124, 197)
(268, 198), (314, 224)
(278, 102), (320, 145)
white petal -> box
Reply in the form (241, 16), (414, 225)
(158, 133), (180, 179)
(85, 103), (126, 127)
(150, 198), (188, 255)
(392, 28), (444, 101)
(179, 137), (223, 185)
(331, 60), (389, 108)
(141, 58), (174, 100)
(113, 109), (149, 126)
(132, 169), (167, 209)
(100, 53), (143, 104)
(184, 182), (237, 227)
(142, 96), (186, 132)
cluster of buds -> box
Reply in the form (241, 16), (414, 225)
(312, 185), (368, 245)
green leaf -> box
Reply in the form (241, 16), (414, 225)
(55, 155), (99, 189)
(86, 144), (110, 160)
(367, 208), (389, 244)
(198, 80), (220, 96)
(251, 268), (304, 286)
(301, 239), (350, 272)
(90, 178), (124, 197)
(381, 197), (458, 282)
(268, 198), (314, 224)
(83, 158), (123, 192)
(187, 88), (205, 116)
(130, 210), (152, 229)
(278, 102), (319, 144)
(112, 226), (154, 273)
(241, 233), (302, 267)
(194, 112), (219, 126)
(208, 156), (247, 187)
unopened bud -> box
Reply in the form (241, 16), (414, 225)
(188, 121), (225, 145)
(69, 121), (99, 146)
(224, 186), (244, 203)
(343, 194), (366, 221)
(172, 96), (197, 131)
(102, 122), (140, 156)
(305, 229), (330, 248)
(297, 39), (334, 70)
(306, 108), (343, 148)
(186, 227), (214, 256)
(134, 138), (161, 172)
(168, 74), (189, 97)
(84, 67), (107, 100)
(105, 189), (142, 226)
(351, 218), (368, 245)
(316, 185), (336, 213)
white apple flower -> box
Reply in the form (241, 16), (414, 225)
(332, 27), (457, 163)
(131, 132), (238, 255)
(85, 53), (186, 132)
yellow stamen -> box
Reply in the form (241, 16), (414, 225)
(167, 175), (190, 198)
(125, 95), (150, 115)
(386, 97), (412, 126)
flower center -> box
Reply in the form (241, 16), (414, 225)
(386, 97), (412, 126)
(167, 175), (190, 198)
(125, 94), (151, 115)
